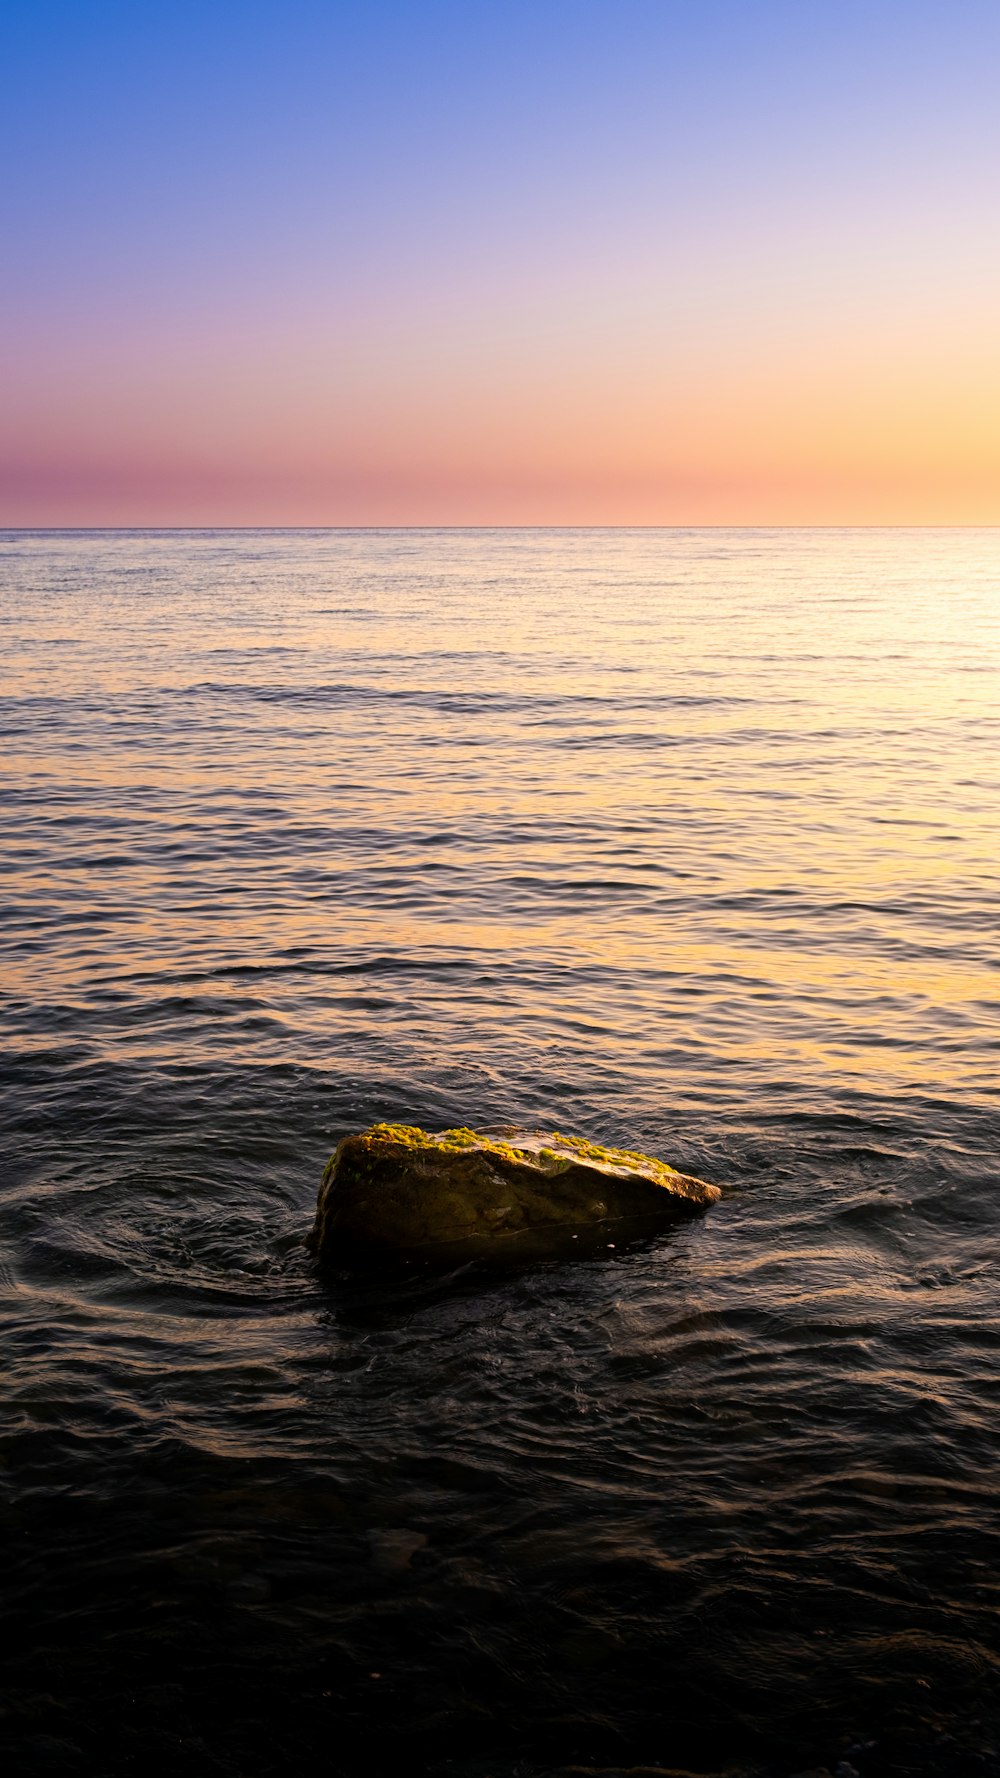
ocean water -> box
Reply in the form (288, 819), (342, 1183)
(2, 526), (999, 1778)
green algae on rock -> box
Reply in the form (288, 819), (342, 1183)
(307, 1122), (721, 1263)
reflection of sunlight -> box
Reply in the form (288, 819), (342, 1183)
(5, 527), (999, 1107)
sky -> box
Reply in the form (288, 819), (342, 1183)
(3, 0), (1000, 526)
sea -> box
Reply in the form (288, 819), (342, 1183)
(2, 527), (999, 1778)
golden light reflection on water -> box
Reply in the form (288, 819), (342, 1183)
(3, 525), (999, 1114)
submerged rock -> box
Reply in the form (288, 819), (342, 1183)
(307, 1123), (721, 1264)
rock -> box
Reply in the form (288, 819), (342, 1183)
(307, 1123), (721, 1263)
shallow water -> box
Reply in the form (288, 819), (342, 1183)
(2, 527), (999, 1777)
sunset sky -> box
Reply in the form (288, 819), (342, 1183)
(4, 0), (1000, 526)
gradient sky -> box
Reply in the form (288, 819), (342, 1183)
(3, 0), (1000, 524)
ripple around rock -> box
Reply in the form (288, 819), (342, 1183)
(307, 1122), (721, 1264)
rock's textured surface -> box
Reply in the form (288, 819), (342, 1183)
(308, 1122), (721, 1262)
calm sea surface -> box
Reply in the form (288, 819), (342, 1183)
(2, 528), (999, 1777)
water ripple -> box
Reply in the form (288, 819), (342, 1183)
(2, 527), (1000, 1775)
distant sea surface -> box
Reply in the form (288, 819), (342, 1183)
(2, 528), (999, 1778)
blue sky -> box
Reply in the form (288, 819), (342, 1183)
(4, 1), (1000, 522)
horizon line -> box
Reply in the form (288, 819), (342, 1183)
(4, 522), (1000, 534)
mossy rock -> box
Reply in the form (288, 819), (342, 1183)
(307, 1123), (721, 1264)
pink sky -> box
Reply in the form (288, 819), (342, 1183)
(5, 2), (1000, 525)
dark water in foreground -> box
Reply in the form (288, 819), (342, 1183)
(2, 527), (999, 1778)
